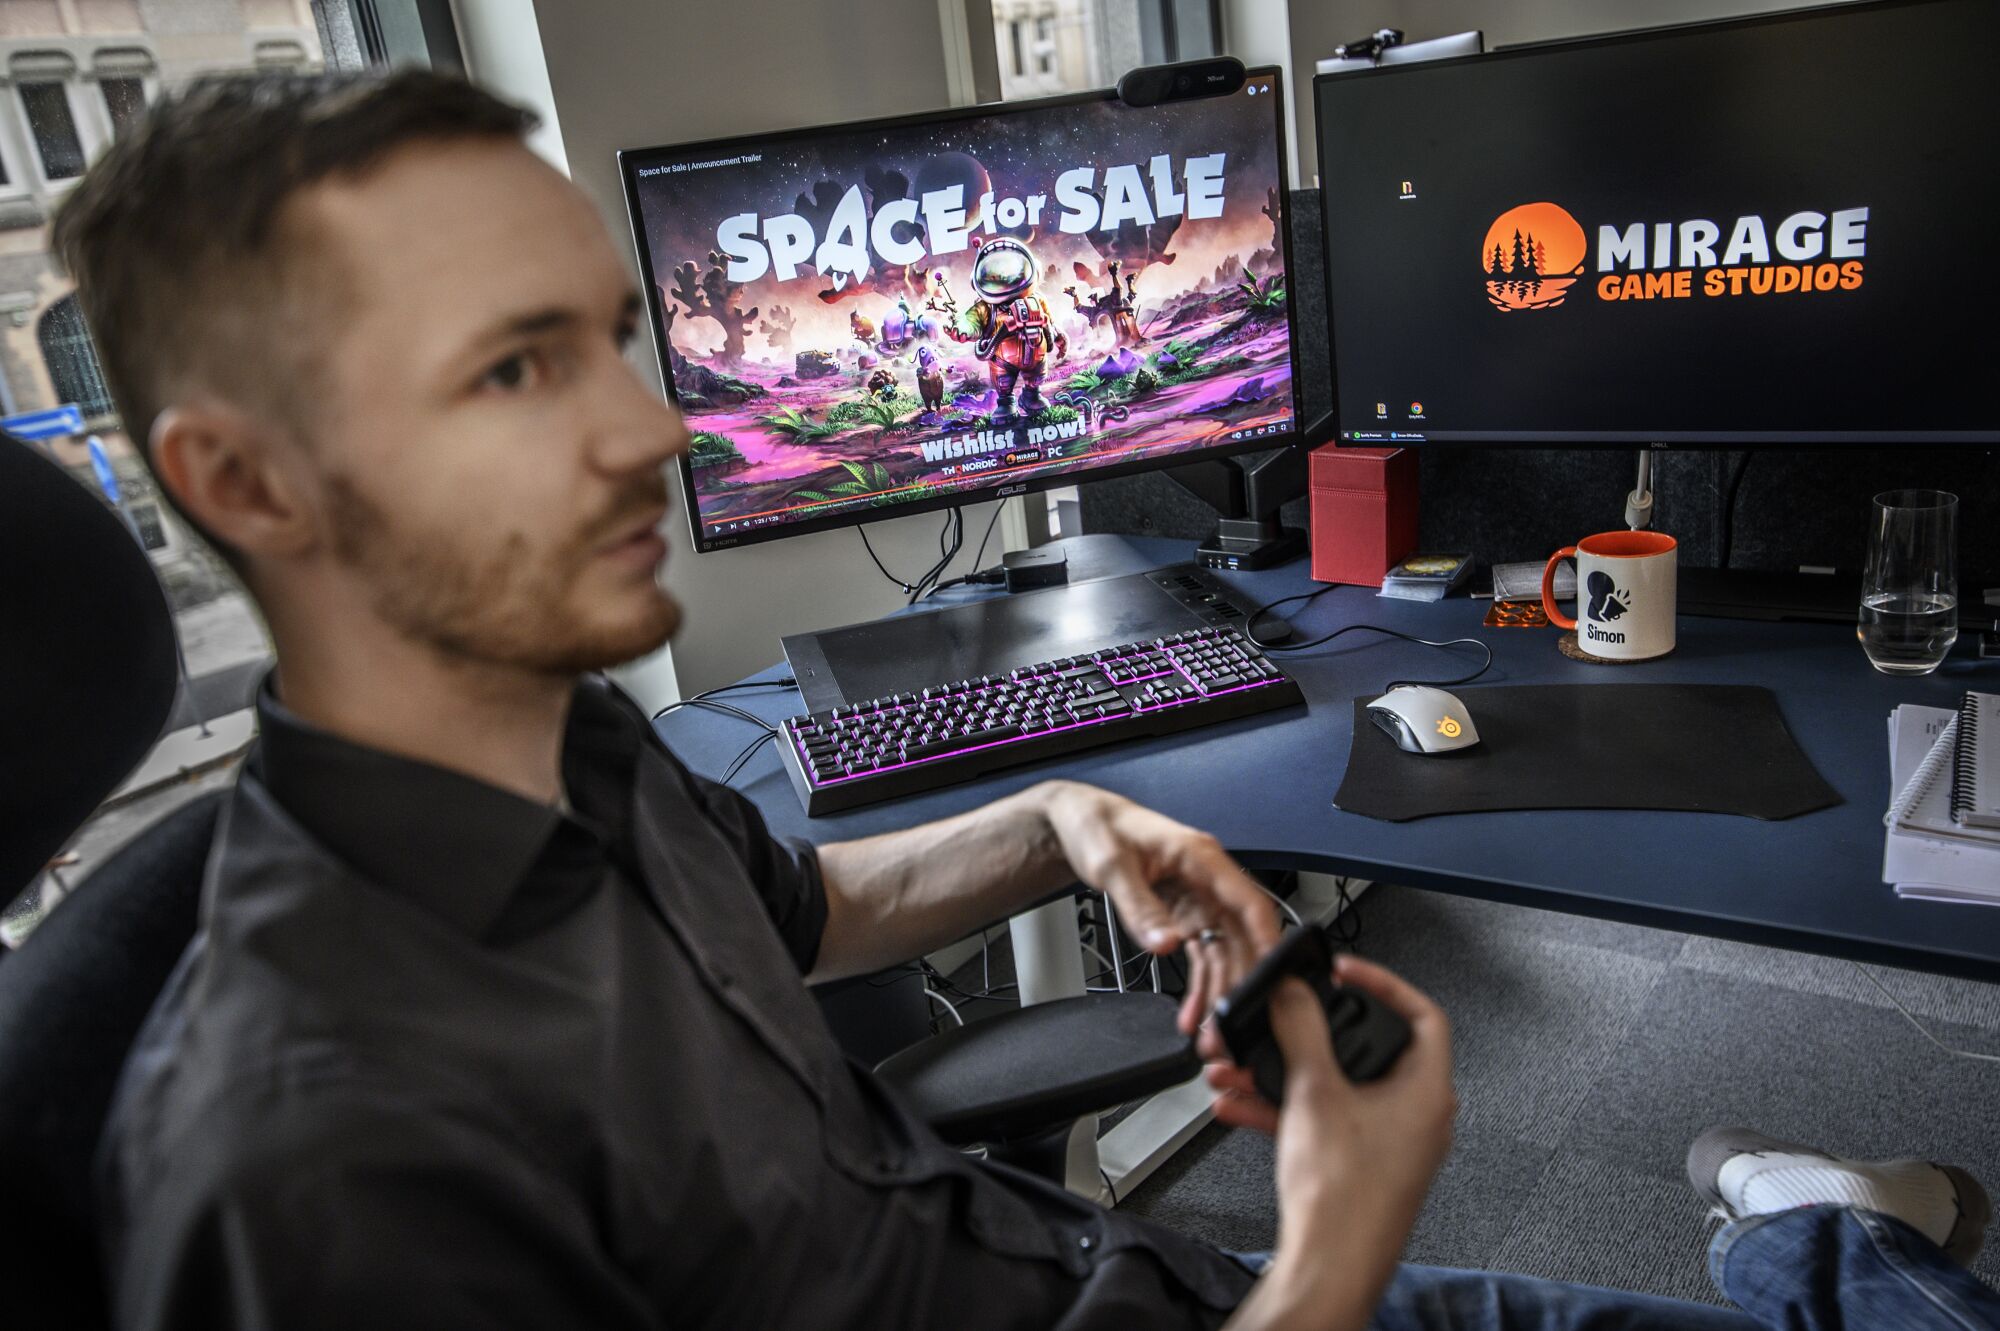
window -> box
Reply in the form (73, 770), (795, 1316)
(989, 0), (1218, 101)
(20, 81), (86, 180)
(38, 294), (116, 418)
(101, 76), (147, 137)
(131, 501), (168, 551)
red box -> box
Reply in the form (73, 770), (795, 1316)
(1309, 445), (1419, 586)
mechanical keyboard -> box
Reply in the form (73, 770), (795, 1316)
(777, 624), (1304, 814)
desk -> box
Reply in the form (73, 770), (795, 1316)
(658, 534), (2000, 981)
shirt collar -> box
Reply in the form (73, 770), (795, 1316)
(251, 672), (647, 940)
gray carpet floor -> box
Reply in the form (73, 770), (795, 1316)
(1119, 885), (2000, 1306)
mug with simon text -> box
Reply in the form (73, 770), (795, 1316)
(1540, 531), (1678, 661)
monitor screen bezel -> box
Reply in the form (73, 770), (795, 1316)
(1311, 0), (2000, 448)
(619, 67), (1303, 554)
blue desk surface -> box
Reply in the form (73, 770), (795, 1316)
(656, 535), (2000, 981)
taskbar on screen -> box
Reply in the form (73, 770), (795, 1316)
(704, 414), (1295, 541)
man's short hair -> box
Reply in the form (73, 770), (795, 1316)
(50, 69), (538, 558)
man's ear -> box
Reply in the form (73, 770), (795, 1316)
(149, 402), (317, 561)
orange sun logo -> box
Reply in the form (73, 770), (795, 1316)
(1481, 202), (1588, 312)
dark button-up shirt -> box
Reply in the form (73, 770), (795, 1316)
(98, 676), (1253, 1329)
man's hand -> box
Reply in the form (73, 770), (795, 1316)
(1213, 955), (1456, 1331)
(1036, 781), (1280, 1047)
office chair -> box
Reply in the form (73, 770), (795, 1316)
(874, 983), (1200, 1182)
(0, 436), (190, 1330)
(0, 437), (180, 901)
(0, 793), (222, 1330)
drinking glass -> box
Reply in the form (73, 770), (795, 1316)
(1858, 489), (1958, 675)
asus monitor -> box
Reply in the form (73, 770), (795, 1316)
(1315, 0), (1999, 446)
(620, 71), (1299, 553)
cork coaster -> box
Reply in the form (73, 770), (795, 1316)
(1557, 630), (1646, 664)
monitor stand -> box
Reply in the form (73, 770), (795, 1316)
(1678, 565), (1859, 623)
(1167, 446), (1309, 571)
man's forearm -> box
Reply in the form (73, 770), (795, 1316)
(809, 781), (1077, 982)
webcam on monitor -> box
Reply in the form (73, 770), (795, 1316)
(1315, 30), (1483, 76)
(1115, 56), (1246, 107)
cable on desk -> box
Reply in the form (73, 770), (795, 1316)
(1245, 586), (1494, 691)
(653, 698), (779, 734)
(1850, 962), (2000, 1066)
(923, 502), (1010, 601)
(720, 730), (778, 785)
(858, 507), (966, 604)
(908, 506), (967, 604)
(650, 678), (798, 724)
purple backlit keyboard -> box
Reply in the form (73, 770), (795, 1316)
(777, 625), (1304, 814)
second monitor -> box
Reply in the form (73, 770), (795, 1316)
(1317, 0), (2000, 448)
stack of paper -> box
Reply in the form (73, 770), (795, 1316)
(1486, 559), (1575, 604)
(1378, 553), (1474, 602)
(1885, 702), (2000, 904)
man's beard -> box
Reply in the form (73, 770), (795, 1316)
(323, 472), (679, 676)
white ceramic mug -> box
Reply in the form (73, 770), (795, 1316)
(1541, 531), (1677, 661)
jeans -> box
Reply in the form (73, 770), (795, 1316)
(1235, 1206), (2000, 1329)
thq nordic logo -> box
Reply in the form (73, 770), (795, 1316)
(1482, 200), (1869, 313)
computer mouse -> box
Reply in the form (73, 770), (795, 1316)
(1364, 685), (1480, 754)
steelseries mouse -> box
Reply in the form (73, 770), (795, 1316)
(1365, 685), (1481, 755)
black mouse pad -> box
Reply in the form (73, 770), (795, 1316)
(1333, 684), (1839, 822)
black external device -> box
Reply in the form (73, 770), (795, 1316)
(1115, 56), (1247, 107)
(1213, 925), (1411, 1104)
(1002, 547), (1068, 591)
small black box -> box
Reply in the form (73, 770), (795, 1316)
(1002, 548), (1068, 592)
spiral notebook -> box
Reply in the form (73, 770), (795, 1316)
(1884, 692), (2000, 903)
(1951, 691), (2000, 830)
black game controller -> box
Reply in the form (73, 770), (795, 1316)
(1212, 925), (1411, 1104)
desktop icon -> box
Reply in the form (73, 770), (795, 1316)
(1409, 401), (1423, 415)
(1400, 181), (1416, 199)
(1375, 402), (1387, 416)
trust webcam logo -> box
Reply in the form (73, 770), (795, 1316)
(1481, 202), (1587, 313)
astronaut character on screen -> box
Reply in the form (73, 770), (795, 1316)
(943, 236), (1067, 426)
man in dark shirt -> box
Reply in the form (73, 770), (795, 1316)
(58, 69), (1456, 1331)
(60, 70), (1996, 1331)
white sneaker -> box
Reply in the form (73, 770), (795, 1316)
(1687, 1125), (1992, 1266)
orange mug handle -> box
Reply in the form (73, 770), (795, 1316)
(1542, 547), (1578, 629)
